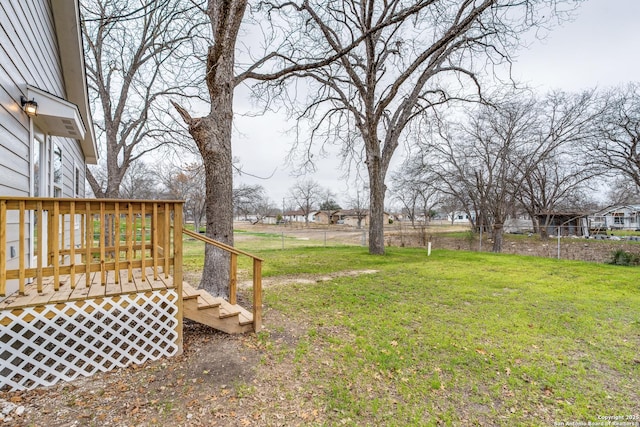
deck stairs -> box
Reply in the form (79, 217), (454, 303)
(182, 282), (254, 334)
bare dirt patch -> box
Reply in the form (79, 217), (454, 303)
(239, 269), (379, 289)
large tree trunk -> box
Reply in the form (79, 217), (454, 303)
(492, 223), (504, 253)
(171, 110), (234, 297)
(201, 119), (233, 297)
(171, 0), (246, 298)
(368, 160), (386, 255)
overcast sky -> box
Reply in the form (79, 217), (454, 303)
(231, 0), (640, 208)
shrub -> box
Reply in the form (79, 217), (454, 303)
(608, 249), (640, 266)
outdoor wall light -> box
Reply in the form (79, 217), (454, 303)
(20, 96), (38, 116)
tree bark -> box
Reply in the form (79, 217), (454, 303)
(170, 0), (246, 297)
(172, 105), (234, 297)
(492, 223), (504, 253)
(201, 121), (233, 297)
(368, 157), (386, 255)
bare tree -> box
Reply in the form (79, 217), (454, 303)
(268, 0), (578, 255)
(233, 184), (266, 220)
(391, 157), (440, 228)
(170, 0), (577, 295)
(319, 190), (341, 225)
(606, 176), (640, 206)
(430, 98), (539, 252)
(163, 163), (207, 232)
(253, 196), (278, 225)
(169, 0), (351, 296)
(391, 171), (421, 228)
(346, 188), (369, 229)
(509, 91), (599, 236)
(592, 83), (640, 189)
(81, 0), (204, 198)
(119, 160), (158, 199)
(288, 179), (323, 226)
(425, 90), (598, 248)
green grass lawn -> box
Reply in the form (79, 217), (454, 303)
(230, 247), (640, 426)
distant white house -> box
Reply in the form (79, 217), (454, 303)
(590, 205), (640, 231)
(283, 210), (310, 223)
(447, 211), (475, 224)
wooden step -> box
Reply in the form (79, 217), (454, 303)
(218, 301), (241, 319)
(181, 283), (254, 334)
(237, 306), (253, 326)
(182, 282), (200, 300)
(197, 293), (222, 310)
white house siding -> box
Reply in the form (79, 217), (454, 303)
(0, 1), (88, 296)
(1, 1), (87, 197)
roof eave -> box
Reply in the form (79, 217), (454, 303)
(51, 0), (98, 164)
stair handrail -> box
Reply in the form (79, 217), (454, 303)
(182, 228), (263, 332)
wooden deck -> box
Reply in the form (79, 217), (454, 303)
(0, 267), (176, 311)
(0, 197), (262, 333)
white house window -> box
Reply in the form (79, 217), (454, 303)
(53, 143), (63, 197)
(33, 137), (41, 197)
(74, 164), (82, 197)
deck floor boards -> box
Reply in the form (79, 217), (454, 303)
(0, 267), (174, 310)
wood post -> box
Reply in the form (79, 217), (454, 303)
(229, 253), (237, 305)
(163, 203), (170, 278)
(253, 259), (262, 332)
(36, 201), (43, 293)
(100, 202), (106, 285)
(173, 203), (184, 355)
(141, 203), (146, 281)
(69, 202), (75, 289)
(152, 203), (158, 280)
(114, 203), (120, 284)
(85, 202), (92, 287)
(52, 201), (60, 291)
(18, 200), (25, 294)
(127, 203), (134, 282)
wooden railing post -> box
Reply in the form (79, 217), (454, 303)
(163, 202), (170, 278)
(99, 201), (106, 285)
(52, 201), (60, 291)
(47, 207), (54, 266)
(141, 203), (147, 281)
(69, 201), (76, 289)
(253, 259), (262, 332)
(36, 200), (43, 293)
(229, 253), (238, 305)
(114, 202), (120, 284)
(152, 203), (159, 280)
(173, 203), (184, 355)
(18, 200), (26, 294)
(127, 202), (134, 282)
(85, 202), (92, 287)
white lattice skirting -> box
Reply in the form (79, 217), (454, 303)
(0, 290), (180, 391)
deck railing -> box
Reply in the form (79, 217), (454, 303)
(182, 228), (263, 332)
(0, 197), (183, 298)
